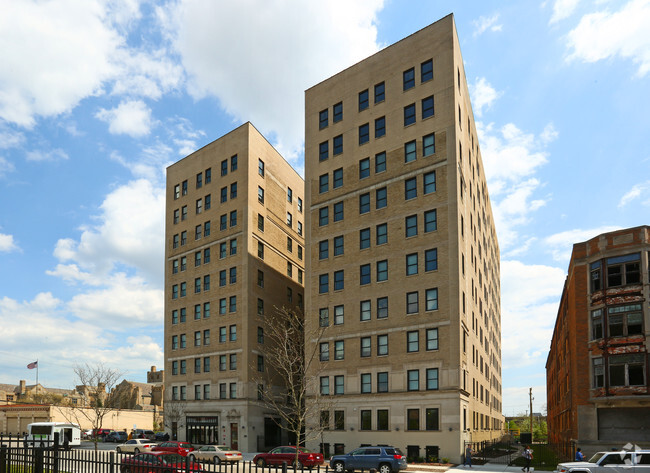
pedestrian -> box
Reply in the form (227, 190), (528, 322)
(522, 446), (533, 472)
(464, 445), (473, 468)
(575, 448), (584, 462)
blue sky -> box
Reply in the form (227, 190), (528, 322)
(1, 0), (649, 416)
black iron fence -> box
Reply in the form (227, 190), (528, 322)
(465, 438), (573, 470)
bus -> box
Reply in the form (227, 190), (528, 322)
(25, 422), (81, 449)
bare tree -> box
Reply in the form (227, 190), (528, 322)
(64, 363), (124, 451)
(162, 392), (187, 441)
(255, 306), (334, 467)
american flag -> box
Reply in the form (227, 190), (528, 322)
(27, 361), (38, 369)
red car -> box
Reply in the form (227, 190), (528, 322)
(120, 451), (202, 473)
(253, 446), (324, 469)
(152, 441), (195, 457)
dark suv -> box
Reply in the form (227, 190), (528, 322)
(330, 446), (407, 473)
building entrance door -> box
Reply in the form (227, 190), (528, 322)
(230, 423), (238, 450)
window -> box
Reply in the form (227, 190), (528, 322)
(377, 260), (388, 281)
(230, 239), (237, 255)
(221, 160), (228, 176)
(194, 357), (201, 373)
(205, 168), (212, 183)
(590, 261), (602, 292)
(376, 223), (387, 245)
(334, 270), (344, 291)
(374, 82), (385, 103)
(319, 207), (329, 226)
(359, 193), (370, 214)
(298, 222), (303, 236)
(320, 377), (330, 395)
(258, 186), (264, 204)
(407, 409), (419, 431)
(377, 334), (388, 356)
(333, 168), (343, 188)
(194, 304), (201, 320)
(405, 215), (418, 237)
(258, 159), (265, 177)
(173, 209), (179, 224)
(376, 187), (387, 209)
(257, 355), (264, 372)
(372, 152), (386, 175)
(203, 302), (210, 318)
(422, 95), (434, 118)
(334, 410), (345, 431)
(180, 360), (186, 374)
(334, 304), (344, 325)
(359, 123), (369, 145)
(426, 408), (439, 431)
(319, 174), (329, 193)
(298, 197), (303, 213)
(205, 194), (211, 210)
(333, 102), (343, 122)
(421, 59), (433, 82)
(424, 209), (437, 232)
(173, 234), (179, 248)
(319, 240), (329, 260)
(375, 116), (386, 138)
(360, 301), (371, 321)
(407, 331), (419, 352)
(333, 202), (344, 222)
(204, 384), (210, 399)
(426, 288), (438, 311)
(180, 308), (186, 322)
(593, 357), (604, 388)
(229, 210), (237, 227)
(229, 267), (236, 284)
(172, 310), (178, 325)
(426, 368), (439, 390)
(359, 158), (370, 179)
(220, 214), (227, 230)
(230, 154), (237, 171)
(219, 270), (226, 287)
(319, 274), (329, 294)
(359, 89), (369, 111)
(360, 410), (371, 430)
(404, 103), (416, 126)
(334, 235), (344, 256)
(195, 225), (202, 240)
(219, 355), (226, 371)
(182, 180), (187, 195)
(257, 270), (264, 288)
(360, 264), (371, 285)
(405, 177), (417, 199)
(406, 253), (418, 275)
(424, 171), (436, 194)
(377, 297), (388, 319)
(172, 335), (178, 350)
(334, 375), (344, 395)
(406, 292), (419, 314)
(405, 140), (416, 163)
(425, 249), (438, 271)
(426, 328), (438, 350)
(319, 308), (329, 327)
(181, 231), (187, 245)
(219, 299), (226, 315)
(287, 212), (292, 226)
(173, 259), (179, 274)
(360, 228), (370, 249)
(403, 67), (415, 90)
(333, 135), (343, 155)
(257, 298), (264, 316)
(229, 182), (237, 199)
(606, 253), (641, 287)
(319, 109), (328, 129)
(204, 248), (210, 264)
(229, 383), (237, 399)
(319, 141), (329, 161)
(608, 304), (643, 336)
(229, 353), (237, 369)
(361, 373), (371, 393)
(220, 186), (227, 203)
(204, 221), (210, 237)
(180, 282), (186, 297)
(360, 336), (371, 357)
(377, 372), (388, 392)
(408, 370), (420, 391)
(174, 184), (180, 200)
(334, 340), (344, 360)
(591, 309), (603, 340)
(229, 296), (236, 312)
(257, 214), (264, 232)
(320, 342), (329, 361)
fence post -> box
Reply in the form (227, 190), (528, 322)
(0, 445), (7, 473)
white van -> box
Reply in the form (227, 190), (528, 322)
(25, 422), (81, 449)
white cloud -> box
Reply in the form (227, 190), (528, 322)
(566, 0), (650, 76)
(549, 0), (581, 24)
(472, 14), (503, 37)
(0, 157), (16, 177)
(25, 148), (69, 162)
(0, 125), (24, 149)
(96, 100), (153, 137)
(0, 233), (19, 252)
(543, 226), (622, 263)
(619, 180), (650, 207)
(0, 0), (183, 128)
(160, 0), (384, 162)
(469, 77), (502, 117)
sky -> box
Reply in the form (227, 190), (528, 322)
(1, 0), (649, 417)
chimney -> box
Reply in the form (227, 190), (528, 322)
(19, 380), (26, 394)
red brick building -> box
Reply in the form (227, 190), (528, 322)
(546, 226), (650, 453)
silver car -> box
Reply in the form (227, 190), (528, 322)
(115, 438), (157, 454)
(557, 450), (650, 473)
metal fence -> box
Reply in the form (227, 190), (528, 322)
(466, 438), (573, 469)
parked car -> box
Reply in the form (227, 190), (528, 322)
(152, 441), (195, 456)
(154, 432), (170, 441)
(116, 439), (158, 454)
(253, 446), (324, 468)
(133, 429), (156, 440)
(189, 445), (242, 464)
(106, 431), (128, 443)
(120, 451), (202, 473)
(556, 450), (650, 473)
(92, 428), (113, 440)
(330, 446), (407, 473)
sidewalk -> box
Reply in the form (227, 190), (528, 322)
(408, 465), (535, 473)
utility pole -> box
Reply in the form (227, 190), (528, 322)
(529, 388), (534, 440)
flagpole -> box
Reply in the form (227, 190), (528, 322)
(36, 359), (39, 390)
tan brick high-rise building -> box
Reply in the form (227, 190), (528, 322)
(547, 226), (650, 455)
(304, 14), (502, 462)
(164, 122), (305, 451)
